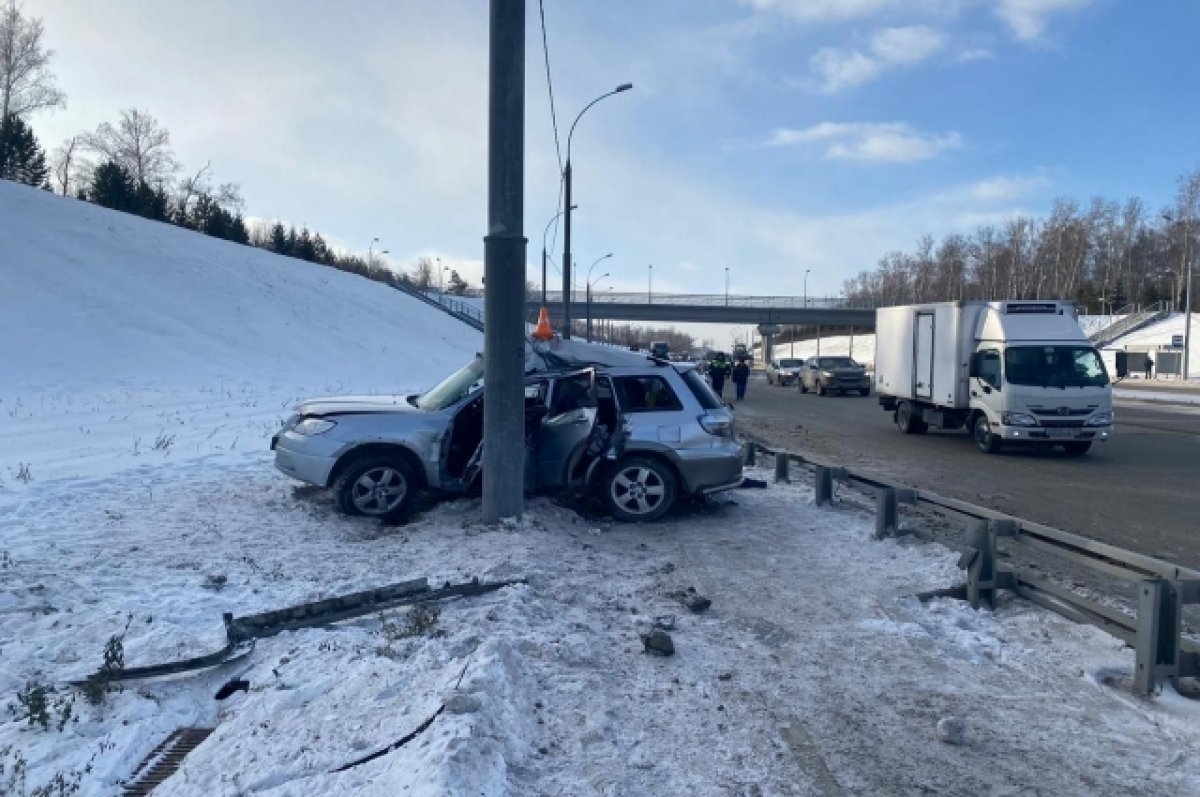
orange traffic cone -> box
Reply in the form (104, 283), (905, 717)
(532, 306), (555, 341)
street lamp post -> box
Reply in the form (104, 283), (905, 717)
(1185, 254), (1195, 380)
(804, 268), (811, 307)
(587, 271), (610, 342)
(541, 206), (577, 307)
(725, 267), (730, 306)
(648, 264), (653, 304)
(562, 82), (633, 339)
(368, 237), (380, 270)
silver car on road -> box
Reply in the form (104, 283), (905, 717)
(272, 345), (744, 523)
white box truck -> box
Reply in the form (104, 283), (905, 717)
(874, 301), (1114, 455)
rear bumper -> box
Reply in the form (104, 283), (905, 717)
(674, 444), (744, 494)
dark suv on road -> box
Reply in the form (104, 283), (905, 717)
(799, 356), (871, 396)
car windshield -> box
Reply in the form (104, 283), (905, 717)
(415, 355), (485, 410)
(778, 359), (803, 368)
(818, 357), (858, 368)
(1004, 345), (1110, 388)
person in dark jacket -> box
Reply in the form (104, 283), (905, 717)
(1144, 354), (1154, 379)
(732, 358), (751, 401)
(708, 353), (732, 398)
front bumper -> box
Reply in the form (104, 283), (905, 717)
(998, 424), (1112, 443)
(272, 430), (342, 486)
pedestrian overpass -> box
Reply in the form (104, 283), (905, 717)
(524, 292), (877, 328)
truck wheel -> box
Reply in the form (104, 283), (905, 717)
(334, 456), (417, 520)
(896, 402), (928, 435)
(972, 415), (1001, 454)
(1062, 441), (1092, 456)
(799, 381), (807, 394)
(859, 388), (870, 397)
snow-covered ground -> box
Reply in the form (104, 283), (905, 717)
(2, 181), (1199, 795)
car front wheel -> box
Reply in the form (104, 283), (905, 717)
(334, 456), (417, 520)
(604, 456), (677, 522)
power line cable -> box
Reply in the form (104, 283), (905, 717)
(539, 0), (565, 275)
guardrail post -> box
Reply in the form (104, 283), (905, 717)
(744, 443), (756, 467)
(965, 519), (995, 610)
(1134, 578), (1180, 695)
(875, 488), (898, 540)
(814, 465), (834, 506)
(774, 451), (790, 483)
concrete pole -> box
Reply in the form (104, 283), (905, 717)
(482, 0), (526, 522)
(561, 161), (573, 338)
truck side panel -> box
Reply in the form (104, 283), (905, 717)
(874, 306), (916, 400)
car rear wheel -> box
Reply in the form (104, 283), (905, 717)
(604, 456), (677, 522)
(334, 456), (417, 520)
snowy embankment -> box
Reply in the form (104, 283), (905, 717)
(2, 181), (1198, 795)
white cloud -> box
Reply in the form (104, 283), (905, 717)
(767, 122), (963, 162)
(967, 174), (1052, 202)
(741, 0), (899, 23)
(809, 26), (945, 93)
(956, 47), (995, 62)
(995, 0), (1094, 42)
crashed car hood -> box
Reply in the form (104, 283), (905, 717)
(297, 395), (422, 417)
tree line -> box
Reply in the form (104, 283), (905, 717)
(0, 1), (461, 292)
(842, 170), (1200, 314)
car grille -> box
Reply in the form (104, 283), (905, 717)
(1037, 419), (1086, 428)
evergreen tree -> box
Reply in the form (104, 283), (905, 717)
(0, 114), (48, 186)
(295, 227), (316, 261)
(285, 226), (297, 257)
(312, 232), (330, 263)
(270, 222), (287, 254)
(446, 269), (470, 295)
(88, 160), (134, 211)
(229, 214), (249, 245)
(132, 180), (169, 221)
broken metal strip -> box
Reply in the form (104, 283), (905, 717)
(1014, 581), (1137, 647)
(1016, 572), (1137, 633)
(70, 641), (255, 685)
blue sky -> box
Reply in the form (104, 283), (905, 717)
(26, 0), (1200, 308)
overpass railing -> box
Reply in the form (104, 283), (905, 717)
(536, 291), (880, 310)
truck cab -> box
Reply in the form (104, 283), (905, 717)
(875, 301), (1114, 455)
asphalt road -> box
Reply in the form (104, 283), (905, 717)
(732, 375), (1200, 570)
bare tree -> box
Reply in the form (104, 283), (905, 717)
(83, 108), (179, 186)
(411, 257), (435, 289)
(0, 0), (66, 125)
(49, 134), (84, 195)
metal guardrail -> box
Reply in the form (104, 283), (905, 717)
(744, 441), (1200, 696)
(388, 282), (485, 331)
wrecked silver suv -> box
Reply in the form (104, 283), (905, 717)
(272, 341), (743, 522)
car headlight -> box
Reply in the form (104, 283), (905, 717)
(821, 371), (834, 378)
(280, 413), (301, 431)
(1001, 411), (1038, 427)
(1085, 411), (1113, 427)
(294, 417), (337, 435)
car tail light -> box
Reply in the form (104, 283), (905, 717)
(699, 413), (732, 437)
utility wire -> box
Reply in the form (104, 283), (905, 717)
(539, 0), (565, 275)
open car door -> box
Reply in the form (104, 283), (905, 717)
(532, 368), (598, 490)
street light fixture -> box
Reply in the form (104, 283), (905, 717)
(368, 237), (381, 270)
(541, 205), (577, 307)
(587, 270), (610, 342)
(561, 82), (633, 339)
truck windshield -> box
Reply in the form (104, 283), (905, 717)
(415, 355), (485, 411)
(1004, 346), (1110, 388)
